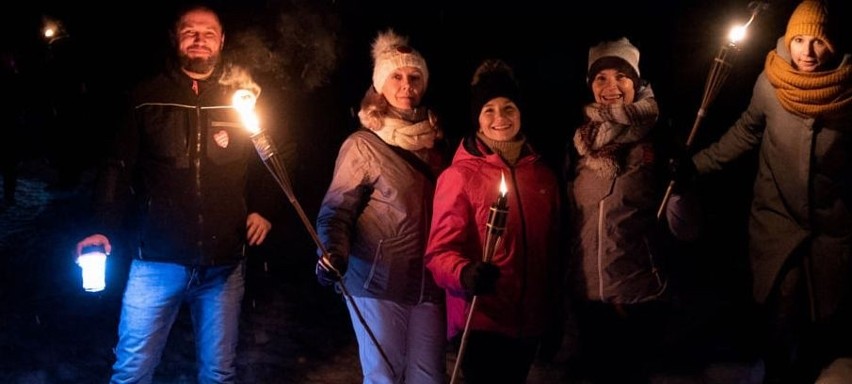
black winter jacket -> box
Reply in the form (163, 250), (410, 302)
(94, 65), (275, 266)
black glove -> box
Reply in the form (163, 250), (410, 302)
(316, 253), (347, 286)
(461, 261), (500, 295)
(667, 152), (697, 186)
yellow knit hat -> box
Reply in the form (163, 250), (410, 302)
(785, 0), (834, 53)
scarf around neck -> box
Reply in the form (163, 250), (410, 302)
(375, 112), (439, 151)
(357, 87), (442, 150)
(573, 84), (659, 179)
(765, 40), (852, 117)
(476, 131), (526, 165)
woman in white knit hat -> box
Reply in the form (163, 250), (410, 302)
(681, 1), (852, 382)
(315, 29), (447, 384)
(566, 36), (702, 383)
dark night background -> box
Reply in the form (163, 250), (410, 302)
(0, 0), (849, 383)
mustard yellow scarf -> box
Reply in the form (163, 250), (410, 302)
(765, 50), (852, 117)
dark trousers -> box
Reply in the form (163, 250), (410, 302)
(458, 331), (538, 384)
(573, 300), (670, 384)
(761, 258), (852, 384)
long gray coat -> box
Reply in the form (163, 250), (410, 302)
(693, 38), (852, 319)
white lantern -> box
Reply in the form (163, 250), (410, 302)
(77, 245), (107, 292)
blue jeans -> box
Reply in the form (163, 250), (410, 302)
(347, 296), (446, 384)
(110, 259), (246, 384)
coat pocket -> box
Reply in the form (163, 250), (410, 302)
(362, 234), (418, 293)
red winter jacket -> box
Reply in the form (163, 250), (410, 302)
(426, 136), (562, 340)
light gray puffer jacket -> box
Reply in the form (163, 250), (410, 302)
(316, 129), (444, 305)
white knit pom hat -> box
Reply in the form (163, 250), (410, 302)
(371, 29), (429, 93)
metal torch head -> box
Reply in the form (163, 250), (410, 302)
(250, 131), (275, 161)
(486, 202), (508, 236)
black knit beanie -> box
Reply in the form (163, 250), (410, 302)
(470, 59), (522, 128)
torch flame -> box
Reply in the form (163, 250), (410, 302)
(728, 24), (747, 44)
(499, 172), (507, 197)
(727, 8), (759, 45)
(41, 17), (67, 44)
(232, 89), (260, 134)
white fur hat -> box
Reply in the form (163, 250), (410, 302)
(371, 29), (429, 93)
(588, 37), (641, 79)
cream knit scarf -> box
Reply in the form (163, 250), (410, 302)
(573, 84), (659, 179)
(375, 114), (438, 151)
(357, 87), (441, 150)
(765, 50), (852, 117)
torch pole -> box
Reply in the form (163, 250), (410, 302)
(450, 200), (508, 384)
(657, 0), (768, 220)
(656, 40), (739, 220)
(656, 108), (707, 220)
(250, 132), (396, 377)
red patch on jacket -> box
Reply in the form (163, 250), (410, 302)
(214, 130), (229, 148)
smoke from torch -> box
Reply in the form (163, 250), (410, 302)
(224, 3), (341, 91)
(221, 64), (261, 101)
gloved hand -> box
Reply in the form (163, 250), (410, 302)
(316, 253), (347, 286)
(460, 261), (500, 295)
(667, 152), (697, 186)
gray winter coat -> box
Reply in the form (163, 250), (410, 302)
(572, 139), (668, 304)
(693, 39), (852, 318)
(316, 129), (444, 305)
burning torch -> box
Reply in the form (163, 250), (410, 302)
(450, 172), (509, 384)
(231, 89), (395, 376)
(657, 1), (768, 220)
(42, 16), (69, 45)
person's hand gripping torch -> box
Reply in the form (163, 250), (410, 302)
(450, 172), (509, 384)
(231, 89), (395, 377)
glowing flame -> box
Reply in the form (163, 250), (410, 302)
(232, 89), (260, 134)
(728, 24), (747, 44)
(499, 172), (507, 197)
(41, 16), (66, 44)
(727, 8), (759, 45)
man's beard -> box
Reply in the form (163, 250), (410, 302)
(179, 54), (219, 75)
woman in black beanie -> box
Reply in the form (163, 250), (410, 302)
(426, 59), (563, 384)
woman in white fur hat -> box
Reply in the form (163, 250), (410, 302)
(314, 29), (447, 384)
